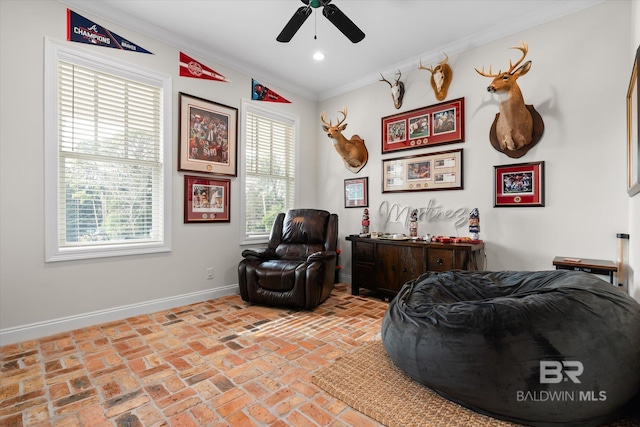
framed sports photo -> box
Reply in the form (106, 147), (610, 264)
(494, 161), (545, 207)
(381, 98), (464, 154)
(184, 175), (230, 223)
(344, 177), (368, 208)
(382, 149), (463, 193)
(179, 92), (237, 176)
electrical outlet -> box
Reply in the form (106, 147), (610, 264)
(206, 267), (214, 280)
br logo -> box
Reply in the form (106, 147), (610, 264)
(540, 361), (584, 384)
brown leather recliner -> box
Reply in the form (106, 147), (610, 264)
(238, 209), (338, 310)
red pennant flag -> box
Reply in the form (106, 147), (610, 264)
(252, 79), (291, 104)
(179, 52), (230, 82)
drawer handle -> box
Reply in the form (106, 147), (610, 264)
(436, 258), (444, 266)
(391, 266), (395, 272)
(402, 267), (408, 273)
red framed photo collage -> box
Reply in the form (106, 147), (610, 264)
(381, 98), (465, 154)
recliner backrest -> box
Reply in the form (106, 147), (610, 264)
(271, 209), (335, 260)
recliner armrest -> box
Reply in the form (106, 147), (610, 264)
(307, 251), (336, 263)
(242, 248), (277, 260)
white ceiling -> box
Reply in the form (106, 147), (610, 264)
(59, 0), (603, 101)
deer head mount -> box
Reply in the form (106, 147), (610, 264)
(475, 41), (544, 158)
(419, 53), (453, 101)
(320, 107), (368, 174)
(379, 70), (405, 109)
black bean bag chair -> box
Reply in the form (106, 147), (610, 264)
(381, 270), (640, 427)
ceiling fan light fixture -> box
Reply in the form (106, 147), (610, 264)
(313, 51), (325, 61)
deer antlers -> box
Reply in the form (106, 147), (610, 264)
(418, 53), (448, 74)
(475, 41), (529, 77)
(379, 71), (405, 109)
(419, 53), (452, 101)
(379, 70), (401, 86)
(320, 106), (348, 129)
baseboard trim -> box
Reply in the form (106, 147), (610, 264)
(338, 272), (352, 284)
(0, 285), (239, 345)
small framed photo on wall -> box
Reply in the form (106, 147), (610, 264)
(494, 161), (545, 207)
(344, 177), (368, 208)
(184, 175), (230, 223)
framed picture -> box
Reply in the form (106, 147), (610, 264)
(184, 175), (230, 223)
(344, 177), (368, 208)
(382, 148), (463, 193)
(494, 161), (545, 207)
(627, 45), (640, 197)
(381, 97), (464, 154)
(179, 92), (238, 176)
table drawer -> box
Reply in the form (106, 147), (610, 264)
(353, 241), (374, 262)
(427, 248), (454, 271)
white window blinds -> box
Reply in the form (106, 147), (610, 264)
(45, 40), (171, 261)
(244, 110), (296, 239)
(58, 60), (163, 246)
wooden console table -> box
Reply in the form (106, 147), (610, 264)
(552, 256), (617, 284)
(345, 235), (484, 297)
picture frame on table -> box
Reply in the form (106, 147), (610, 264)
(627, 45), (640, 197)
(344, 177), (368, 208)
(382, 148), (463, 193)
(494, 161), (545, 207)
(381, 97), (464, 154)
(184, 175), (230, 223)
(179, 92), (238, 176)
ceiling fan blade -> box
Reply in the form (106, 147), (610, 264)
(277, 6), (312, 42)
(322, 3), (365, 43)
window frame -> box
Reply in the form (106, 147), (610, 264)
(44, 38), (172, 262)
(239, 99), (300, 245)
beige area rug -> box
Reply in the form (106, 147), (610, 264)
(312, 340), (640, 427)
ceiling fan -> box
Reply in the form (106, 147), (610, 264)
(276, 0), (365, 44)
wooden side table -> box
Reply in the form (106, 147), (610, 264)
(552, 256), (617, 284)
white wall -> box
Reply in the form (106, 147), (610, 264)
(629, 0), (640, 301)
(318, 1), (634, 283)
(0, 0), (636, 345)
(0, 0), (318, 343)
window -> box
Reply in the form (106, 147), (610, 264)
(241, 101), (298, 243)
(44, 39), (172, 261)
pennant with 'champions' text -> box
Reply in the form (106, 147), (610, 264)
(179, 52), (230, 82)
(252, 79), (291, 103)
(67, 9), (153, 54)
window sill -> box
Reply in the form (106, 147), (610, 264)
(240, 237), (268, 247)
(46, 242), (171, 262)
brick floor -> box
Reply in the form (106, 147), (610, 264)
(0, 284), (388, 426)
